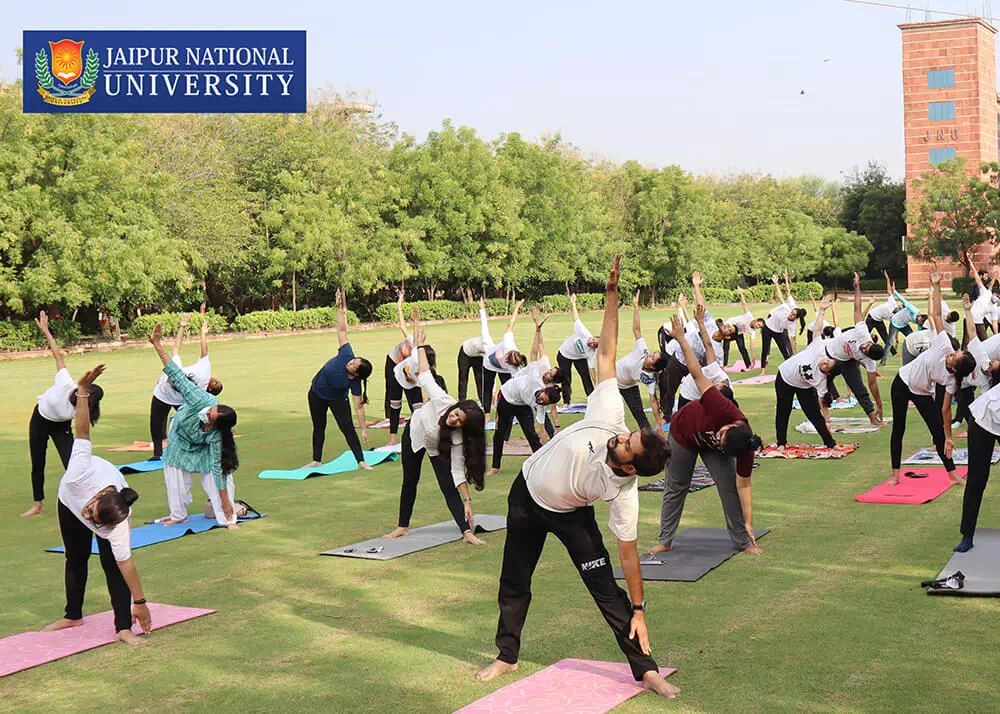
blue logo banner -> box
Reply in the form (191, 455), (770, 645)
(22, 30), (306, 113)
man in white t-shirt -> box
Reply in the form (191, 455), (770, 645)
(457, 297), (494, 406)
(616, 292), (668, 429)
(476, 256), (678, 700)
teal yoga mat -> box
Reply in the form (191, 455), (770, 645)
(257, 450), (398, 480)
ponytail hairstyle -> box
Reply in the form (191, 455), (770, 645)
(423, 345), (438, 371)
(438, 400), (486, 491)
(355, 358), (373, 405)
(796, 308), (808, 335)
(821, 325), (835, 339)
(70, 383), (104, 426)
(657, 324), (671, 354)
(433, 372), (447, 392)
(946, 311), (960, 324)
(94, 487), (139, 527)
(214, 405), (239, 473)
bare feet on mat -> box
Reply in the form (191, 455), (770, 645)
(487, 468), (501, 476)
(949, 472), (966, 486)
(20, 502), (43, 518)
(887, 475), (900, 487)
(642, 670), (680, 698)
(383, 527), (409, 539)
(116, 630), (148, 646)
(462, 531), (486, 545)
(43, 618), (84, 632)
(758, 368), (767, 377)
(158, 517), (188, 526)
(647, 543), (671, 555)
(303, 460), (322, 468)
(475, 660), (518, 682)
(359, 462), (374, 471)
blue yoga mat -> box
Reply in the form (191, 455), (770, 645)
(45, 513), (265, 554)
(117, 459), (165, 474)
(257, 449), (398, 480)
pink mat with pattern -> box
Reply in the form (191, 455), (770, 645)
(854, 467), (962, 504)
(0, 603), (215, 678)
(455, 658), (677, 713)
(724, 360), (760, 373)
(731, 373), (775, 385)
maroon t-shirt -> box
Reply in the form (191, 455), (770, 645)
(670, 387), (754, 477)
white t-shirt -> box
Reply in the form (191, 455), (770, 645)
(663, 322), (712, 369)
(37, 368), (77, 422)
(868, 296), (897, 322)
(523, 379), (639, 541)
(940, 301), (957, 338)
(972, 290), (995, 324)
(778, 339), (828, 398)
(393, 352), (420, 391)
(979, 333), (1000, 361)
(616, 338), (656, 395)
(462, 309), (493, 358)
(387, 335), (414, 363)
(57, 439), (132, 561)
(898, 332), (958, 396)
(826, 322), (878, 374)
(501, 357), (550, 424)
(965, 338), (993, 389)
(483, 332), (520, 374)
(765, 298), (797, 334)
(558, 320), (598, 368)
(409, 371), (466, 487)
(679, 362), (730, 402)
(725, 311), (755, 337)
(152, 355), (211, 407)
(971, 381), (1000, 436)
(904, 330), (934, 357)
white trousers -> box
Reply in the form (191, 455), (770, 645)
(164, 464), (236, 526)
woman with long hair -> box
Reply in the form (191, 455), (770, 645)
(306, 289), (374, 470)
(457, 296), (493, 406)
(557, 293), (600, 400)
(715, 286), (761, 371)
(384, 315), (489, 545)
(384, 291), (414, 447)
(481, 298), (528, 415)
(757, 270), (807, 376)
(149, 324), (240, 528)
(22, 311), (105, 518)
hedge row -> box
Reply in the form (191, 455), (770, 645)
(232, 307), (359, 333)
(658, 281), (824, 305)
(129, 312), (231, 340)
(0, 319), (82, 352)
(373, 294), (607, 322)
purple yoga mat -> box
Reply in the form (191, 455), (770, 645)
(0, 603), (215, 678)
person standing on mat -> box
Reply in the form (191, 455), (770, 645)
(384, 292), (414, 448)
(383, 314), (488, 545)
(306, 289), (373, 470)
(954, 364), (1000, 552)
(22, 311), (105, 519)
(968, 255), (999, 341)
(887, 272), (976, 487)
(457, 296), (493, 406)
(44, 363), (152, 647)
(617, 291), (668, 429)
(389, 309), (435, 442)
(675, 306), (734, 411)
(474, 254), (677, 699)
(650, 313), (763, 558)
(886, 286), (928, 360)
(865, 271), (897, 348)
(482, 298), (527, 416)
(149, 309), (223, 461)
(149, 324), (240, 528)
(557, 293), (600, 401)
(757, 272), (807, 376)
(717, 287), (761, 371)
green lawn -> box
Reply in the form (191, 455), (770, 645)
(1, 303), (998, 714)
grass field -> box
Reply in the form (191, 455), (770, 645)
(2, 302), (998, 714)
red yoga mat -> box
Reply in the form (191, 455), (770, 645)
(455, 659), (677, 714)
(854, 467), (964, 505)
(0, 604), (215, 678)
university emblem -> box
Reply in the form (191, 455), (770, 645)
(35, 39), (99, 106)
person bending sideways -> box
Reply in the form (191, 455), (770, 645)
(758, 271), (807, 375)
(616, 291), (668, 429)
(475, 255), (677, 699)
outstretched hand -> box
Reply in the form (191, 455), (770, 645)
(531, 308), (548, 329)
(150, 324), (163, 346)
(963, 293), (973, 310)
(336, 289), (345, 309)
(668, 315), (686, 340)
(678, 294), (688, 307)
(606, 254), (621, 292)
(78, 364), (105, 388)
(691, 270), (702, 287)
(478, 295), (485, 309)
(771, 274), (780, 285)
(819, 294), (833, 310)
(179, 313), (190, 329)
(930, 271), (942, 286)
(514, 298), (525, 311)
(35, 310), (50, 333)
(695, 303), (706, 322)
(853, 272), (860, 289)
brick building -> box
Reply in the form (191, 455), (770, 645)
(901, 18), (998, 289)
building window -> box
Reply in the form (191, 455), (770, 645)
(927, 69), (955, 88)
(930, 147), (957, 165)
(928, 101), (956, 121)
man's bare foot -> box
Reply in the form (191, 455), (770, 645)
(388, 437), (398, 447)
(642, 670), (680, 698)
(475, 659), (518, 682)
(116, 630), (148, 646)
(43, 617), (83, 632)
(226, 524), (240, 530)
(463, 531), (486, 545)
(887, 476), (900, 487)
(20, 502), (43, 518)
(359, 462), (374, 471)
(487, 468), (501, 476)
(158, 517), (187, 526)
(758, 369), (767, 377)
(647, 543), (671, 555)
(303, 460), (322, 468)
(950, 473), (966, 486)
(744, 543), (763, 555)
(383, 527), (409, 539)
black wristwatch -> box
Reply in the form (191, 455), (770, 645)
(134, 598), (147, 606)
(632, 600), (646, 612)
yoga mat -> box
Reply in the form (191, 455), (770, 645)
(724, 359), (760, 373)
(108, 440), (162, 453)
(46, 513), (265, 554)
(367, 417), (407, 429)
(454, 659), (678, 714)
(257, 449), (398, 479)
(0, 603), (215, 678)
(321, 515), (506, 560)
(731, 374), (775, 386)
(854, 467), (961, 505)
(757, 443), (858, 459)
(793, 396), (858, 410)
(557, 403), (588, 414)
(614, 528), (770, 582)
(902, 447), (1000, 466)
(928, 529), (1000, 596)
(486, 437), (534, 456)
(374, 443), (402, 454)
(795, 416), (891, 435)
(117, 459), (164, 474)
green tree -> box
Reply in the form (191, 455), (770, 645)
(819, 227), (873, 289)
(839, 162), (906, 278)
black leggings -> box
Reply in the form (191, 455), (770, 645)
(618, 386), (650, 429)
(889, 375), (955, 471)
(29, 405), (73, 502)
(723, 334), (753, 368)
(975, 320), (994, 342)
(760, 326), (793, 369)
(774, 373), (836, 448)
(396, 423), (470, 533)
(865, 316), (890, 347)
(482, 370), (512, 413)
(384, 355), (422, 435)
(657, 355), (688, 423)
(57, 500), (132, 632)
(961, 417), (997, 539)
(149, 395), (177, 459)
(308, 389), (364, 463)
(457, 347), (486, 404)
(492, 395), (544, 469)
(826, 357), (875, 414)
(557, 352), (595, 402)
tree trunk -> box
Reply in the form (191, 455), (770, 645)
(651, 284), (657, 308)
(292, 269), (297, 312)
(565, 280), (570, 296)
(71, 308), (78, 321)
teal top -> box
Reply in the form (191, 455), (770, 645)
(161, 360), (224, 489)
(891, 290), (923, 329)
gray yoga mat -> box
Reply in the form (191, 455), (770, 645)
(928, 528), (1000, 596)
(613, 528), (770, 582)
(320, 514), (507, 560)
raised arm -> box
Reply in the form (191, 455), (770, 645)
(395, 290), (409, 340)
(691, 271), (706, 309)
(830, 296), (839, 328)
(505, 296), (524, 334)
(199, 306), (209, 359)
(632, 291), (642, 340)
(172, 314), (188, 358)
(771, 274), (783, 304)
(530, 309), (549, 362)
(929, 272), (944, 334)
(669, 315), (712, 394)
(336, 289), (349, 347)
(968, 255), (985, 290)
(853, 273), (864, 324)
(597, 255), (621, 383)
(73, 364), (105, 441)
(883, 270), (893, 298)
(784, 267), (793, 301)
(676, 294), (688, 323)
(695, 304), (716, 365)
(570, 293), (581, 322)
(34, 311), (66, 371)
(414, 311), (430, 375)
(737, 286), (749, 314)
(149, 325), (212, 408)
(477, 296), (492, 344)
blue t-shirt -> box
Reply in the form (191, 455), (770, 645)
(311, 343), (362, 401)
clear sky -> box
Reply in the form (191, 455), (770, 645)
(2, 0), (997, 180)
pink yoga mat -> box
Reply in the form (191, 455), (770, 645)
(731, 374), (775, 385)
(0, 603), (215, 678)
(854, 467), (963, 505)
(724, 360), (760, 374)
(455, 659), (677, 714)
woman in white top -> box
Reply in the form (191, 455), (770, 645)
(968, 255), (999, 341)
(44, 364), (152, 646)
(888, 272), (977, 487)
(864, 271), (897, 347)
(457, 297), (493, 407)
(482, 299), (528, 415)
(557, 294), (600, 400)
(617, 292), (668, 429)
(956, 371), (1000, 553)
(384, 316), (489, 545)
(149, 309), (222, 460)
(716, 287), (762, 371)
(676, 305), (735, 411)
(757, 270), (807, 375)
(23, 311), (106, 519)
(383, 293), (415, 447)
(806, 295), (840, 344)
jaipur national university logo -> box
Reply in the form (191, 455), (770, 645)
(35, 39), (100, 106)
